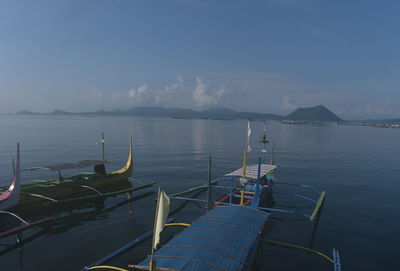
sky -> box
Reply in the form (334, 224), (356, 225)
(0, 0), (399, 119)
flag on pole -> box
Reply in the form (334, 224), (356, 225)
(246, 120), (252, 152)
(152, 189), (170, 250)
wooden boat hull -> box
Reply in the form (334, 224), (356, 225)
(9, 179), (134, 218)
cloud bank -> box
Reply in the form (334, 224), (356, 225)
(82, 75), (230, 111)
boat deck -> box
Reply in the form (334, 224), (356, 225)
(137, 205), (269, 271)
(224, 164), (277, 180)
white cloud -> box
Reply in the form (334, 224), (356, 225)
(282, 96), (297, 111)
(192, 76), (227, 107)
(154, 75), (186, 105)
(78, 72), (317, 114)
(89, 89), (103, 99)
(80, 75), (230, 110)
(128, 84), (151, 103)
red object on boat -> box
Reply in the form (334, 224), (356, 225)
(215, 187), (254, 206)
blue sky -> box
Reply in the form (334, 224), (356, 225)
(0, 0), (399, 119)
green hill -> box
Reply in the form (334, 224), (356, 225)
(286, 105), (343, 122)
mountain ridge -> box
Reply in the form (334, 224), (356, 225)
(15, 105), (347, 122)
(16, 106), (284, 120)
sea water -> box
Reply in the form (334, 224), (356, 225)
(0, 115), (399, 271)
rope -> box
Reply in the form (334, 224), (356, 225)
(87, 265), (128, 271)
(262, 239), (334, 263)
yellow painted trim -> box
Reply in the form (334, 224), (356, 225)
(164, 223), (190, 227)
(263, 239), (334, 263)
(88, 265), (129, 271)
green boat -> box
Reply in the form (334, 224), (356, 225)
(0, 136), (153, 217)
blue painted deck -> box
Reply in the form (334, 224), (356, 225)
(139, 205), (269, 271)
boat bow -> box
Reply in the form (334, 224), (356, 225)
(111, 136), (133, 177)
(0, 143), (21, 210)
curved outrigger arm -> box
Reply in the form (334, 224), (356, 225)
(0, 143), (21, 211)
(309, 190), (326, 221)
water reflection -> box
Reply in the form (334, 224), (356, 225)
(191, 120), (207, 160)
(0, 189), (155, 266)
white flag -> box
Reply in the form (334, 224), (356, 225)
(246, 120), (252, 152)
(152, 189), (170, 250)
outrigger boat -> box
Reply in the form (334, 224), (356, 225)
(82, 122), (341, 271)
(0, 136), (155, 244)
(82, 160), (340, 271)
(0, 136), (155, 216)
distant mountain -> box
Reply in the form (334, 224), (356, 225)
(16, 110), (41, 115)
(15, 105), (345, 122)
(51, 109), (71, 115)
(67, 106), (283, 120)
(286, 105), (343, 122)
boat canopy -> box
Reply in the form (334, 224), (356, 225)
(26, 160), (109, 171)
(224, 164), (277, 180)
(139, 205), (269, 271)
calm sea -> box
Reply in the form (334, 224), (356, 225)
(0, 115), (399, 271)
